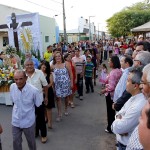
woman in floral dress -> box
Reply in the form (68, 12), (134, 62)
(51, 52), (73, 121)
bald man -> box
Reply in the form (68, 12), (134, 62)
(10, 70), (42, 150)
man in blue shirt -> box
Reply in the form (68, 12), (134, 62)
(25, 52), (39, 69)
(10, 70), (42, 150)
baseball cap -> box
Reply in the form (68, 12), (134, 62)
(138, 35), (143, 39)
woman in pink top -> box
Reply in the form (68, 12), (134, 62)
(101, 55), (122, 133)
(113, 44), (120, 55)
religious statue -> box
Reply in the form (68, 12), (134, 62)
(2, 45), (21, 69)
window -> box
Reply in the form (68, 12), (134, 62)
(45, 36), (49, 42)
(3, 37), (8, 46)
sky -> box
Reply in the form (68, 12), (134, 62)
(0, 0), (143, 31)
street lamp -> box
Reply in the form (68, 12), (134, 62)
(89, 16), (95, 41)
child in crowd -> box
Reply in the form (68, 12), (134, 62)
(84, 56), (94, 93)
(0, 124), (3, 150)
(99, 63), (108, 88)
(113, 44), (120, 55)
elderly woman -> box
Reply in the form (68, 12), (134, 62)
(101, 55), (122, 133)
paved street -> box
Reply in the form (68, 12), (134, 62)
(0, 81), (115, 150)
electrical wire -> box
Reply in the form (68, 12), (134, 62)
(49, 0), (62, 4)
(24, 0), (62, 13)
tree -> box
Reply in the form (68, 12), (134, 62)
(107, 2), (150, 37)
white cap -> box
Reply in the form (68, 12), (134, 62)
(138, 35), (143, 39)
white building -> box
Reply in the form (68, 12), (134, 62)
(0, 4), (56, 53)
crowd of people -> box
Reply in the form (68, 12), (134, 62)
(0, 35), (150, 150)
(99, 36), (150, 150)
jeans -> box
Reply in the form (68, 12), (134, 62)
(85, 77), (94, 92)
(77, 74), (83, 96)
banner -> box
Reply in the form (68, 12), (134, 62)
(7, 13), (43, 58)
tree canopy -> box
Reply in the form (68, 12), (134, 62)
(106, 2), (150, 37)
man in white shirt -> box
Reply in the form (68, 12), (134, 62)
(133, 51), (150, 68)
(24, 59), (48, 143)
(112, 67), (147, 149)
(10, 70), (42, 150)
(138, 101), (150, 150)
(126, 63), (150, 150)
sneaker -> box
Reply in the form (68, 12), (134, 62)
(105, 129), (113, 134)
(79, 96), (83, 100)
(91, 89), (94, 93)
(41, 137), (47, 143)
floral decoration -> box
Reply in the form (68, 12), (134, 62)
(0, 68), (14, 87)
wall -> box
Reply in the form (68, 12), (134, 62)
(39, 15), (56, 52)
(0, 36), (3, 48)
(0, 4), (56, 52)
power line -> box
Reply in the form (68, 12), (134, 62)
(49, 0), (62, 4)
(24, 0), (62, 13)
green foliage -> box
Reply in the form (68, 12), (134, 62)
(107, 2), (150, 37)
(126, 2), (150, 10)
(5, 45), (17, 55)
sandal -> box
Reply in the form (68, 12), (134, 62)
(70, 103), (75, 108)
(48, 126), (53, 129)
(48, 123), (53, 129)
(68, 101), (71, 106)
(64, 112), (69, 116)
(56, 115), (62, 122)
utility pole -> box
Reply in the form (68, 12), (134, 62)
(98, 24), (99, 41)
(62, 0), (67, 43)
(89, 16), (95, 41)
(78, 26), (80, 41)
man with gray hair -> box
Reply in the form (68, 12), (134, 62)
(24, 58), (48, 143)
(133, 51), (150, 67)
(124, 48), (133, 58)
(126, 64), (150, 150)
(10, 70), (42, 150)
(112, 67), (147, 149)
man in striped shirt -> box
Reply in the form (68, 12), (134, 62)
(72, 48), (85, 100)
